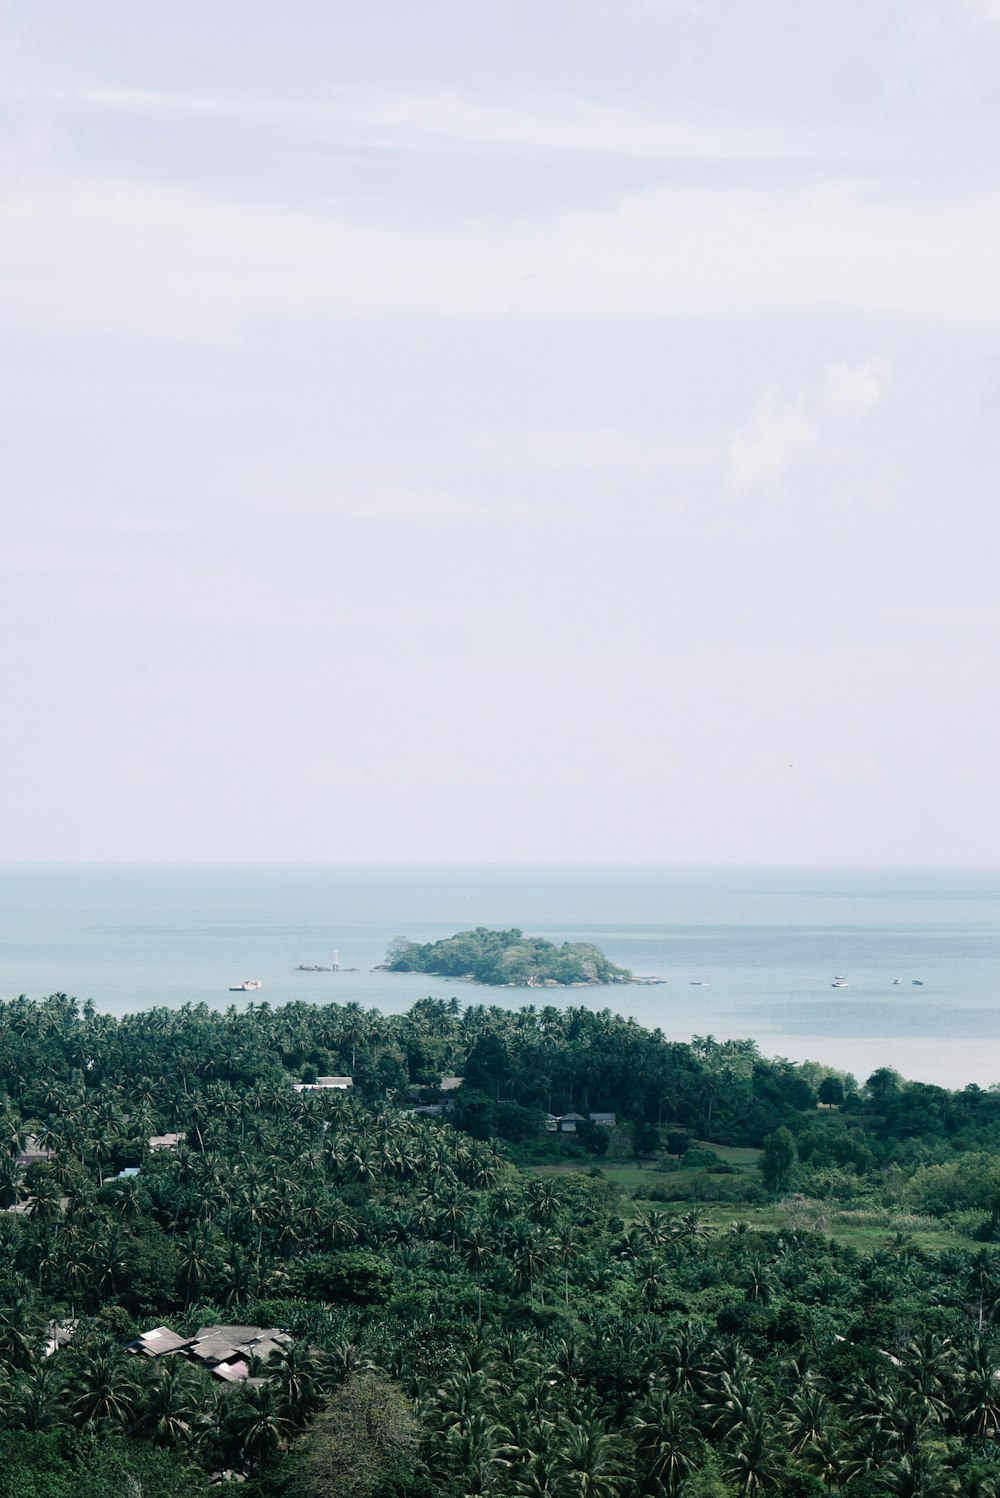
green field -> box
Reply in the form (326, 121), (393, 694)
(532, 1142), (971, 1256)
(666, 1203), (971, 1256)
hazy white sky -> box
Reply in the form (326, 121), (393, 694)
(2, 0), (998, 862)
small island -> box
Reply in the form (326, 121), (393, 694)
(382, 925), (632, 986)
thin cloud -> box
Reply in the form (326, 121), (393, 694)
(17, 82), (881, 166)
(895, 0), (1000, 105)
(823, 358), (892, 417)
(729, 392), (819, 492)
(445, 428), (714, 476)
(3, 168), (1000, 341)
(731, 355), (891, 491)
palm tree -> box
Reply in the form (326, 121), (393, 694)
(957, 1335), (1000, 1437)
(0, 1280), (44, 1367)
(967, 1248), (999, 1331)
(69, 1347), (142, 1433)
(176, 1228), (222, 1306)
(140, 1359), (203, 1449)
(554, 1415), (628, 1498)
(220, 1241), (259, 1309)
(273, 1341), (321, 1430)
(898, 1332), (957, 1427)
(508, 1226), (556, 1302)
(230, 1380), (291, 1471)
(743, 1256), (774, 1305)
(0, 1110), (29, 1158)
(661, 1325), (713, 1398)
(708, 1372), (759, 1443)
(92, 1225), (131, 1298)
(506, 1449), (561, 1498)
(526, 1178), (560, 1225)
(635, 1210), (675, 1250)
(25, 1174), (63, 1222)
(553, 1223), (582, 1305)
(676, 1209), (712, 1244)
(0, 1154), (23, 1209)
(442, 1411), (508, 1495)
(782, 1384), (830, 1457)
(322, 1204), (359, 1250)
(6, 1358), (65, 1431)
(340, 1002), (368, 1072)
(629, 1390), (702, 1496)
(881, 1446), (960, 1497)
(636, 1256), (668, 1310)
(422, 1368), (500, 1433)
(721, 1404), (785, 1495)
(462, 1226), (495, 1272)
(105, 1172), (147, 1222)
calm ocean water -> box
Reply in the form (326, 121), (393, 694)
(0, 864), (997, 1089)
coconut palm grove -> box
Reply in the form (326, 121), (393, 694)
(4, 990), (1000, 1495)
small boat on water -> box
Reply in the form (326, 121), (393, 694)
(831, 976), (849, 988)
(912, 979), (924, 986)
(893, 977), (901, 985)
(229, 979), (262, 992)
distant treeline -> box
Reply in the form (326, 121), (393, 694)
(383, 926), (632, 986)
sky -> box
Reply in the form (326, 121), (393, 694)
(1, 0), (998, 863)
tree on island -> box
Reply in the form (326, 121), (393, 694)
(383, 927), (631, 986)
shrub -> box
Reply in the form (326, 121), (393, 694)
(284, 1251), (394, 1306)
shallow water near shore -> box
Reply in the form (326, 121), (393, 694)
(0, 863), (997, 1089)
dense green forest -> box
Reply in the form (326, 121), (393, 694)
(383, 927), (631, 986)
(3, 991), (1000, 1495)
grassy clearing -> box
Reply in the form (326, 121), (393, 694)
(533, 1143), (970, 1256)
(532, 1141), (762, 1189)
(620, 1198), (972, 1257)
(689, 1141), (762, 1169)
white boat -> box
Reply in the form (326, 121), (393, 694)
(229, 979), (262, 992)
(831, 977), (849, 988)
(892, 977), (901, 985)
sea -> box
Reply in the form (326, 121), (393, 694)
(0, 864), (997, 1091)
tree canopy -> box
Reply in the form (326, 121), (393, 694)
(383, 928), (632, 986)
(0, 990), (998, 1495)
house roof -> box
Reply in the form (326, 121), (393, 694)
(439, 1076), (464, 1091)
(134, 1323), (291, 1371)
(292, 1075), (354, 1092)
(134, 1326), (192, 1356)
(251, 1336), (288, 1361)
(196, 1325), (264, 1342)
(190, 1337), (242, 1365)
(190, 1326), (292, 1367)
(148, 1132), (186, 1151)
(43, 1319), (78, 1358)
(17, 1134), (55, 1164)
